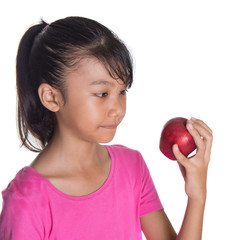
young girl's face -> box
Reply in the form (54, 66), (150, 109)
(56, 57), (127, 143)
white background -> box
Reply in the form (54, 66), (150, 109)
(0, 0), (229, 239)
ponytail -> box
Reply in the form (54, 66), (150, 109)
(16, 21), (55, 152)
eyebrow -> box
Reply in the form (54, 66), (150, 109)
(89, 80), (114, 86)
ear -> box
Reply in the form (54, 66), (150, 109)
(38, 83), (63, 112)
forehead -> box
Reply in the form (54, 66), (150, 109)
(66, 57), (125, 87)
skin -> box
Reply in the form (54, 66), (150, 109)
(173, 118), (213, 240)
(31, 57), (213, 239)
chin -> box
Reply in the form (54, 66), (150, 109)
(98, 137), (114, 144)
(96, 134), (116, 144)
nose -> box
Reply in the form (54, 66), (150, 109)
(108, 96), (126, 122)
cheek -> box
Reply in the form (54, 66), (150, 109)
(124, 99), (127, 112)
(120, 98), (127, 119)
(75, 99), (103, 126)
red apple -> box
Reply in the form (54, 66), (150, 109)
(159, 117), (196, 160)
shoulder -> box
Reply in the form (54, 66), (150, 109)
(106, 144), (143, 159)
(0, 168), (49, 238)
(106, 144), (141, 155)
(106, 144), (146, 171)
(2, 167), (47, 204)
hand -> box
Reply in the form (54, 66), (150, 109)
(172, 118), (213, 202)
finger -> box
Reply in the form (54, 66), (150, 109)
(187, 120), (213, 157)
(188, 120), (213, 146)
(172, 144), (189, 168)
(186, 120), (205, 154)
(191, 117), (213, 135)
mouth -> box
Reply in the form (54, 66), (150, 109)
(101, 125), (118, 129)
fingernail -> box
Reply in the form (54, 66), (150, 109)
(191, 117), (197, 121)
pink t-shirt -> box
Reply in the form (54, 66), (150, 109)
(0, 144), (163, 239)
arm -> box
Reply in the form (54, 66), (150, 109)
(176, 198), (205, 240)
(173, 118), (213, 239)
(0, 190), (43, 239)
(141, 118), (213, 240)
(140, 210), (177, 240)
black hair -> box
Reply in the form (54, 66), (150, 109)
(16, 16), (133, 152)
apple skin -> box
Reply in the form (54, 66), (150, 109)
(159, 117), (196, 160)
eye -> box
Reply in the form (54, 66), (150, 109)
(95, 92), (108, 98)
(120, 89), (128, 95)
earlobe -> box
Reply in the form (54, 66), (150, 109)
(38, 83), (61, 112)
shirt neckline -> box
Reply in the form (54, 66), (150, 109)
(24, 145), (115, 201)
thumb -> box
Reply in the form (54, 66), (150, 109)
(172, 144), (188, 167)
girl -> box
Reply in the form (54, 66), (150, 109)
(0, 16), (213, 239)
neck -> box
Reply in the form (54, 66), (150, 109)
(32, 127), (107, 175)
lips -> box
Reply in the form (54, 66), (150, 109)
(101, 125), (118, 129)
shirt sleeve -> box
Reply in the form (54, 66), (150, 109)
(0, 189), (43, 240)
(139, 153), (163, 217)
